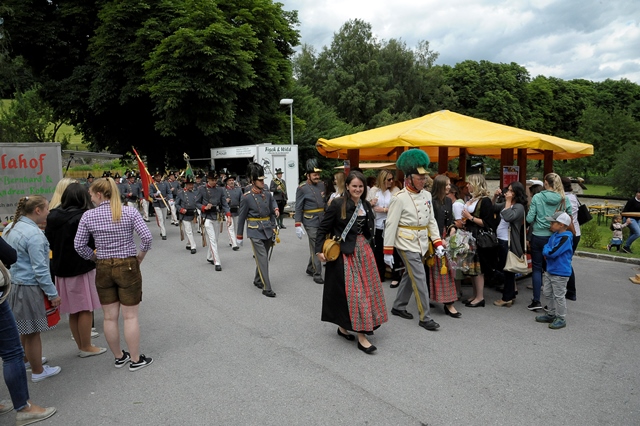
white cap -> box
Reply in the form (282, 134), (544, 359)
(545, 211), (572, 226)
(526, 179), (543, 186)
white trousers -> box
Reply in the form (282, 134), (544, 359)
(203, 218), (221, 265)
(154, 206), (167, 237)
(169, 199), (177, 224)
(141, 199), (149, 220)
(226, 216), (238, 248)
(183, 220), (196, 249)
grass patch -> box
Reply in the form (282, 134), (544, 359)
(577, 219), (639, 258)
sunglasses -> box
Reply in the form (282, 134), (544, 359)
(386, 178), (394, 181)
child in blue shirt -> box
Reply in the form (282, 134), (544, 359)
(535, 212), (574, 329)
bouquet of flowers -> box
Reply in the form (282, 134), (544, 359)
(444, 229), (476, 272)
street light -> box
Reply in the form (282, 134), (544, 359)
(280, 98), (294, 145)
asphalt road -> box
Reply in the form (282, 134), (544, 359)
(4, 216), (640, 426)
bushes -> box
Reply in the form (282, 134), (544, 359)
(579, 221), (601, 248)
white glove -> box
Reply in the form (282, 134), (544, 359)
(435, 246), (445, 258)
(296, 226), (305, 240)
(384, 254), (394, 267)
(169, 199), (175, 206)
(155, 191), (161, 197)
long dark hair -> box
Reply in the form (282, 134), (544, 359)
(61, 183), (94, 211)
(510, 181), (528, 211)
(341, 171), (368, 219)
(431, 175), (449, 202)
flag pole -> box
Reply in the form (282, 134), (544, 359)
(132, 147), (170, 210)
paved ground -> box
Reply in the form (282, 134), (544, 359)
(3, 217), (640, 426)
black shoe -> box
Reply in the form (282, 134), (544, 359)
(337, 328), (355, 341)
(306, 271), (314, 277)
(190, 249), (196, 254)
(527, 300), (543, 311)
(207, 259), (214, 264)
(262, 289), (276, 298)
(254, 281), (264, 289)
(114, 350), (131, 368)
(566, 293), (577, 301)
(215, 265), (222, 271)
(280, 225), (287, 229)
(390, 281), (399, 288)
(143, 219), (150, 222)
(232, 246), (239, 251)
(418, 319), (440, 331)
(129, 354), (153, 372)
(391, 308), (414, 320)
(357, 342), (377, 354)
(622, 246), (633, 254)
(161, 236), (167, 240)
(465, 299), (485, 308)
(186, 246), (191, 250)
(444, 304), (462, 318)
(313, 277), (324, 284)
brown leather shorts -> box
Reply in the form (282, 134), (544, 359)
(95, 257), (142, 306)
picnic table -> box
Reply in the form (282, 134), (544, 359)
(589, 204), (624, 225)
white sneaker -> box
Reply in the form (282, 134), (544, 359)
(31, 365), (61, 383)
(24, 357), (48, 370)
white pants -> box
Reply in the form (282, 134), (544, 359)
(169, 199), (178, 224)
(154, 206), (167, 237)
(183, 220), (196, 249)
(204, 218), (221, 265)
(141, 199), (149, 220)
(126, 201), (137, 209)
(226, 216), (238, 248)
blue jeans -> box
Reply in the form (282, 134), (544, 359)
(624, 218), (640, 249)
(530, 235), (550, 302)
(0, 300), (29, 411)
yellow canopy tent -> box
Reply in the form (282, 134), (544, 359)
(316, 110), (593, 161)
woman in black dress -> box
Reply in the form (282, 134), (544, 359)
(315, 171), (388, 354)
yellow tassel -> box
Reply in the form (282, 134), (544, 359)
(440, 261), (447, 275)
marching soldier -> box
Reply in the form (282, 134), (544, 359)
(217, 168), (229, 187)
(383, 149), (444, 332)
(175, 176), (200, 254)
(120, 172), (141, 208)
(223, 174), (242, 251)
(84, 173), (95, 191)
(236, 163), (279, 298)
(197, 170), (231, 270)
(149, 171), (173, 240)
(295, 159), (326, 284)
(138, 172), (151, 222)
(167, 173), (181, 226)
(270, 168), (288, 229)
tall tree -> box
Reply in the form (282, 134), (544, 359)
(2, 0), (299, 169)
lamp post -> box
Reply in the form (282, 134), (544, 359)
(280, 98), (294, 145)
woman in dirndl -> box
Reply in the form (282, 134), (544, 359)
(315, 171), (388, 354)
(2, 196), (62, 382)
(429, 175), (461, 318)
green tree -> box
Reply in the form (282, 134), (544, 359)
(610, 142), (640, 195)
(0, 86), (70, 146)
(2, 0), (299, 170)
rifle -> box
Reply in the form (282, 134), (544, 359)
(200, 216), (207, 247)
(179, 219), (184, 241)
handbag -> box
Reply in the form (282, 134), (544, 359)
(471, 197), (498, 248)
(576, 198), (592, 225)
(504, 216), (530, 274)
(0, 261), (11, 305)
(322, 200), (362, 262)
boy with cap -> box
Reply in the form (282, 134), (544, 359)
(535, 212), (574, 330)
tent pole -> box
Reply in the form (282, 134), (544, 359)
(348, 149), (360, 171)
(544, 150), (554, 176)
(438, 147), (448, 174)
(518, 149), (527, 186)
(458, 148), (467, 181)
(500, 149), (514, 188)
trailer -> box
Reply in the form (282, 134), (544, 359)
(0, 143), (62, 226)
(210, 144), (299, 206)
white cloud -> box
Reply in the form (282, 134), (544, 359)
(281, 0), (640, 82)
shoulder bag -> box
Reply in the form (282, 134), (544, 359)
(472, 198), (499, 248)
(323, 200), (361, 262)
(0, 261), (11, 305)
(504, 215), (530, 274)
(576, 196), (592, 225)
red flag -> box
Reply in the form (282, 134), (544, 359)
(132, 147), (153, 200)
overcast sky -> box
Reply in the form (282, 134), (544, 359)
(280, 0), (640, 83)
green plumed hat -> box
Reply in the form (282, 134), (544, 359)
(396, 149), (430, 175)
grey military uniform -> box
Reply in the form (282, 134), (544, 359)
(237, 188), (278, 293)
(197, 185), (230, 266)
(295, 181), (326, 280)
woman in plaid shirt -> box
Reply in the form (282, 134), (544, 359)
(74, 178), (154, 372)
